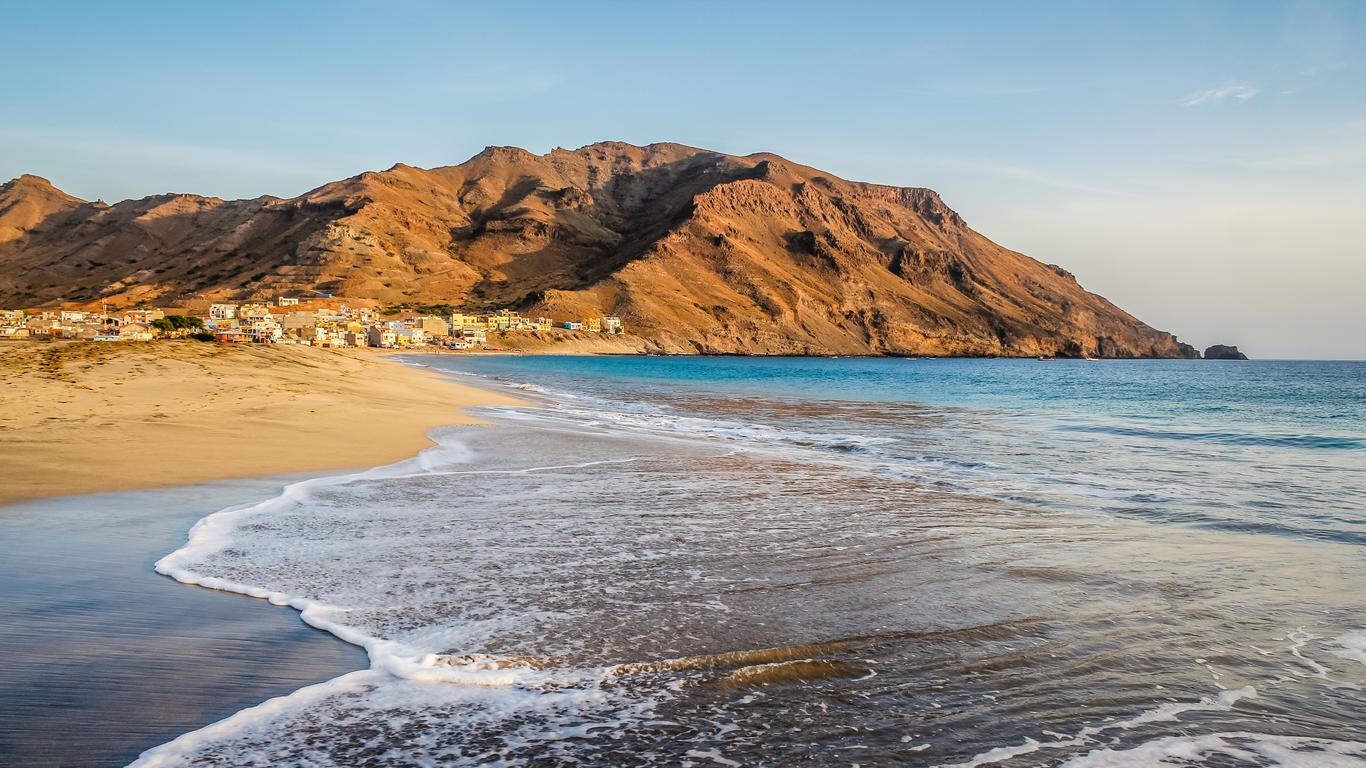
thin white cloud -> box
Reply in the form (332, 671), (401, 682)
(1180, 83), (1259, 107)
(935, 156), (1119, 196)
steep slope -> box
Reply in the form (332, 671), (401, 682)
(0, 143), (1195, 357)
(0, 175), (88, 244)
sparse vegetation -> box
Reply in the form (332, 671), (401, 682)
(383, 302), (458, 316)
(151, 315), (205, 334)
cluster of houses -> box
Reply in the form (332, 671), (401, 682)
(0, 298), (625, 350)
(0, 307), (164, 341)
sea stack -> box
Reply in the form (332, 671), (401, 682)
(1204, 344), (1249, 360)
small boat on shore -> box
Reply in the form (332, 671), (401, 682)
(1036, 356), (1056, 361)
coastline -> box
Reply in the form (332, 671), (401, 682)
(0, 348), (525, 766)
(0, 476), (369, 767)
(4, 353), (1361, 765)
(0, 341), (523, 507)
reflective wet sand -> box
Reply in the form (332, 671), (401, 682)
(0, 479), (365, 767)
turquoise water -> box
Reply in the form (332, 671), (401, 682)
(432, 356), (1366, 545)
(436, 356), (1365, 439)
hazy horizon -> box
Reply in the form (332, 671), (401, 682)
(3, 1), (1362, 359)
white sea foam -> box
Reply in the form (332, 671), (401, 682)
(131, 668), (662, 767)
(130, 359), (1366, 766)
(500, 399), (901, 462)
(945, 737), (1048, 767)
(1079, 686), (1258, 735)
(139, 424), (720, 764)
(487, 381), (1198, 526)
(153, 429), (651, 690)
(947, 687), (1260, 767)
(453, 371), (905, 459)
(435, 369), (1210, 538)
(1059, 732), (1366, 767)
(130, 671), (375, 767)
(1286, 627), (1337, 679)
(137, 409), (1080, 764)
(1332, 631), (1366, 667)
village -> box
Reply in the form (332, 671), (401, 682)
(0, 297), (625, 350)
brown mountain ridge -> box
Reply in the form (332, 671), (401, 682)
(0, 141), (1196, 357)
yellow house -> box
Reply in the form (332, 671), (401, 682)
(583, 317), (602, 333)
(416, 315), (451, 338)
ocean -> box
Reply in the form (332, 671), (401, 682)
(135, 356), (1365, 766)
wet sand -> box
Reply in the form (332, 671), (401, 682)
(0, 341), (525, 765)
(0, 476), (369, 767)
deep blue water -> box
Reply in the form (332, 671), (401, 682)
(426, 356), (1366, 545)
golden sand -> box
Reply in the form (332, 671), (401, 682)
(0, 341), (521, 506)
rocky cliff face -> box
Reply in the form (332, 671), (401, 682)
(1204, 344), (1249, 360)
(0, 142), (1197, 357)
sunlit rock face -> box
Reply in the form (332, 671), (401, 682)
(0, 143), (1196, 357)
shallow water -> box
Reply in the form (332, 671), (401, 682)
(133, 357), (1365, 766)
(0, 479), (365, 767)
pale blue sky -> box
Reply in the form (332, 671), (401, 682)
(3, 1), (1363, 357)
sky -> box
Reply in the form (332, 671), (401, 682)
(2, 1), (1363, 358)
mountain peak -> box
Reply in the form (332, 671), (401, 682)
(0, 174), (88, 244)
(8, 173), (55, 189)
(2, 174), (84, 202)
(0, 142), (1194, 358)
(473, 145), (539, 163)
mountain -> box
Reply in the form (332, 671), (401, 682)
(0, 142), (1196, 357)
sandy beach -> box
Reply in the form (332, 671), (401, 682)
(0, 340), (521, 507)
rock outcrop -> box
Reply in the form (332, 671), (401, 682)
(1204, 344), (1249, 360)
(0, 142), (1198, 357)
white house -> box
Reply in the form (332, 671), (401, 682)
(209, 303), (238, 320)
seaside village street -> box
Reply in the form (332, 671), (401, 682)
(0, 298), (625, 349)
